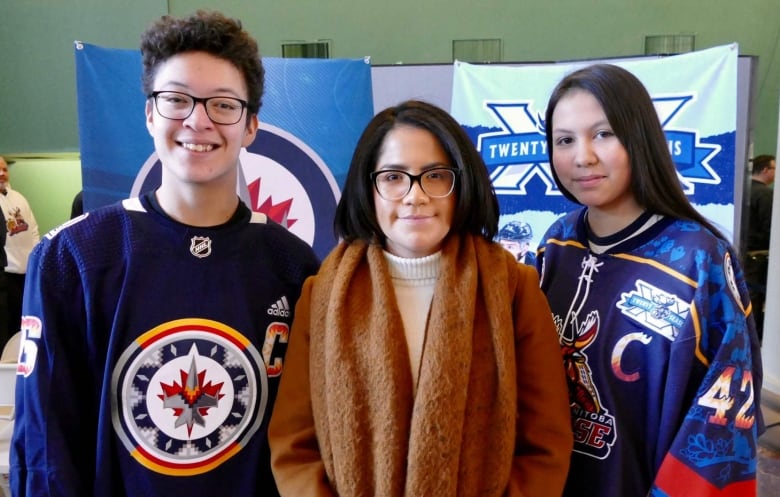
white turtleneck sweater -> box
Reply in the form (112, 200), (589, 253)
(383, 250), (440, 394)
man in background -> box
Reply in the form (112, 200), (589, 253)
(0, 203), (8, 347)
(745, 154), (775, 343)
(497, 220), (537, 266)
(0, 156), (39, 337)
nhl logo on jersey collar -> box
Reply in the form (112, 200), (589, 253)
(190, 236), (212, 258)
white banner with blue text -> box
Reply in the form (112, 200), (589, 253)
(451, 44), (738, 247)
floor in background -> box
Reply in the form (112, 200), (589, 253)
(759, 444), (780, 497)
(759, 397), (780, 497)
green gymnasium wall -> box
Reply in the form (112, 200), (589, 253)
(1, 0), (778, 232)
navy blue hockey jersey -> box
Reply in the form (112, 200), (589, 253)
(537, 209), (763, 497)
(10, 195), (319, 497)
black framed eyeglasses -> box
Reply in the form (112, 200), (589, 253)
(370, 167), (459, 200)
(149, 91), (248, 125)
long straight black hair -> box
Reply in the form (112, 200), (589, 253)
(545, 63), (726, 240)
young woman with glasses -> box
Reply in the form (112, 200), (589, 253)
(269, 99), (573, 497)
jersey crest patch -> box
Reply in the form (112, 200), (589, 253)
(616, 279), (690, 341)
(556, 254), (617, 460)
(111, 318), (268, 476)
(558, 310), (618, 460)
(189, 236), (212, 258)
(723, 252), (745, 313)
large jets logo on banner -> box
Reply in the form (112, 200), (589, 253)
(479, 97), (721, 197)
(130, 123), (340, 257)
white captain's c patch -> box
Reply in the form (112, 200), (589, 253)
(111, 318), (268, 476)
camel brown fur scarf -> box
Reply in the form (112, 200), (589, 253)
(307, 233), (521, 497)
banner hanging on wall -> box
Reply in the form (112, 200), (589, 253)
(450, 43), (738, 250)
(74, 42), (374, 258)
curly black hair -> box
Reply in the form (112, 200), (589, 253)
(140, 10), (264, 116)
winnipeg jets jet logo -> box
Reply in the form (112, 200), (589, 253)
(112, 319), (268, 476)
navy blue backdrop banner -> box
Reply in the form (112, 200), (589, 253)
(451, 44), (738, 248)
(74, 42), (374, 259)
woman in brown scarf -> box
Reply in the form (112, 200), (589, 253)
(269, 100), (572, 497)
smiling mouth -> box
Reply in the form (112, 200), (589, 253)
(180, 142), (215, 152)
(575, 175), (605, 185)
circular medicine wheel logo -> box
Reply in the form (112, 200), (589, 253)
(111, 319), (267, 476)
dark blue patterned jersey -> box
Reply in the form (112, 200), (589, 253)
(536, 208), (764, 497)
(10, 194), (320, 497)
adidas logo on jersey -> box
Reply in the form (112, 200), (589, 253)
(267, 296), (291, 317)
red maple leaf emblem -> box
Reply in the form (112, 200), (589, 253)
(247, 177), (297, 229)
(158, 363), (225, 436)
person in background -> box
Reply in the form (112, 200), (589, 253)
(745, 154), (774, 343)
(537, 63), (764, 497)
(0, 155), (39, 338)
(497, 220), (537, 265)
(269, 99), (572, 497)
(10, 10), (319, 497)
(70, 190), (84, 219)
(0, 205), (8, 347)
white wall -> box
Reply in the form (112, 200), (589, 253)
(759, 104), (780, 409)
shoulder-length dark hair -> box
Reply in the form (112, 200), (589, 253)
(544, 63), (725, 239)
(334, 99), (499, 244)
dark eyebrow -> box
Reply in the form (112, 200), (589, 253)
(552, 119), (611, 135)
(158, 81), (245, 99)
(375, 162), (450, 171)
